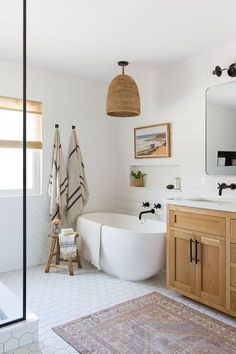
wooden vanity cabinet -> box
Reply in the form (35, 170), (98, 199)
(167, 205), (235, 318)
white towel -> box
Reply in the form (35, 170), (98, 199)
(59, 232), (77, 260)
(48, 127), (68, 222)
(76, 218), (102, 269)
(61, 228), (74, 235)
(67, 129), (89, 224)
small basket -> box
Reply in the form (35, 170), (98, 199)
(131, 177), (144, 187)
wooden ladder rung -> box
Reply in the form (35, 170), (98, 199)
(50, 264), (68, 269)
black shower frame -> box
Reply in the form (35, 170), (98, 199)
(0, 0), (27, 328)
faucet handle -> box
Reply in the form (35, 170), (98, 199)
(218, 183), (226, 189)
(142, 202), (150, 207)
(154, 203), (161, 209)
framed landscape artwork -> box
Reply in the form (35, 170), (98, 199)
(134, 123), (171, 158)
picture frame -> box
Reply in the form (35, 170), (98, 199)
(134, 123), (171, 159)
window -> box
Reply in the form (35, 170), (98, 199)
(0, 96), (42, 196)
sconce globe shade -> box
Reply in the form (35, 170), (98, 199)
(106, 63), (141, 117)
(228, 63), (236, 77)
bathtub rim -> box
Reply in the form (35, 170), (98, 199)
(77, 211), (166, 234)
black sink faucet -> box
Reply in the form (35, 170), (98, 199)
(218, 183), (236, 196)
(139, 208), (155, 220)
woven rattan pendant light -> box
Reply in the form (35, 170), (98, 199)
(106, 61), (140, 117)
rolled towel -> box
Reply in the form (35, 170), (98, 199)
(61, 228), (74, 235)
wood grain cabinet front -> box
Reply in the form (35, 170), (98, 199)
(168, 230), (196, 295)
(231, 291), (236, 312)
(230, 240), (236, 314)
(169, 210), (226, 237)
(195, 235), (226, 307)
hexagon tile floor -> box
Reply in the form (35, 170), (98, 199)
(0, 262), (236, 354)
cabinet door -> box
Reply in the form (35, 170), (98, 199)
(168, 230), (196, 294)
(196, 235), (226, 307)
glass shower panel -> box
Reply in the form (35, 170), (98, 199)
(0, 0), (26, 327)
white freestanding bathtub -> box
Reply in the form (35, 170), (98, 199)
(76, 212), (166, 281)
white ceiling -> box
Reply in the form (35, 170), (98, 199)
(1, 0), (236, 82)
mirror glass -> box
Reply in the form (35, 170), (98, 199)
(206, 81), (236, 175)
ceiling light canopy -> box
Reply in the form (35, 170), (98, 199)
(106, 61), (140, 117)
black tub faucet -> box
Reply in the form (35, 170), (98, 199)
(218, 182), (236, 196)
(139, 208), (155, 220)
(154, 203), (161, 209)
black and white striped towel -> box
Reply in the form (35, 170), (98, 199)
(67, 128), (89, 223)
(48, 127), (68, 222)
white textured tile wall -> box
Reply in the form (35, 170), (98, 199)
(0, 61), (117, 272)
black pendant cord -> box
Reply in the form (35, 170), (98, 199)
(118, 60), (128, 75)
(23, 0), (27, 320)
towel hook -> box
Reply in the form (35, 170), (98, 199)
(55, 124), (59, 128)
(72, 125), (75, 129)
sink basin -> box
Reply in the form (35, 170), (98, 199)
(166, 197), (236, 212)
(185, 198), (231, 204)
(167, 197), (232, 204)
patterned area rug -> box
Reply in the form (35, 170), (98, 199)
(53, 291), (236, 354)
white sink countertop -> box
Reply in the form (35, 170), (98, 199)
(165, 196), (236, 213)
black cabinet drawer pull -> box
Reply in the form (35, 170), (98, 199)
(190, 238), (194, 263)
(195, 240), (199, 264)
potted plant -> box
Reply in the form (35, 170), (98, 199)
(131, 170), (146, 187)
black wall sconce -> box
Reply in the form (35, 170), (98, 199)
(212, 62), (236, 77)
